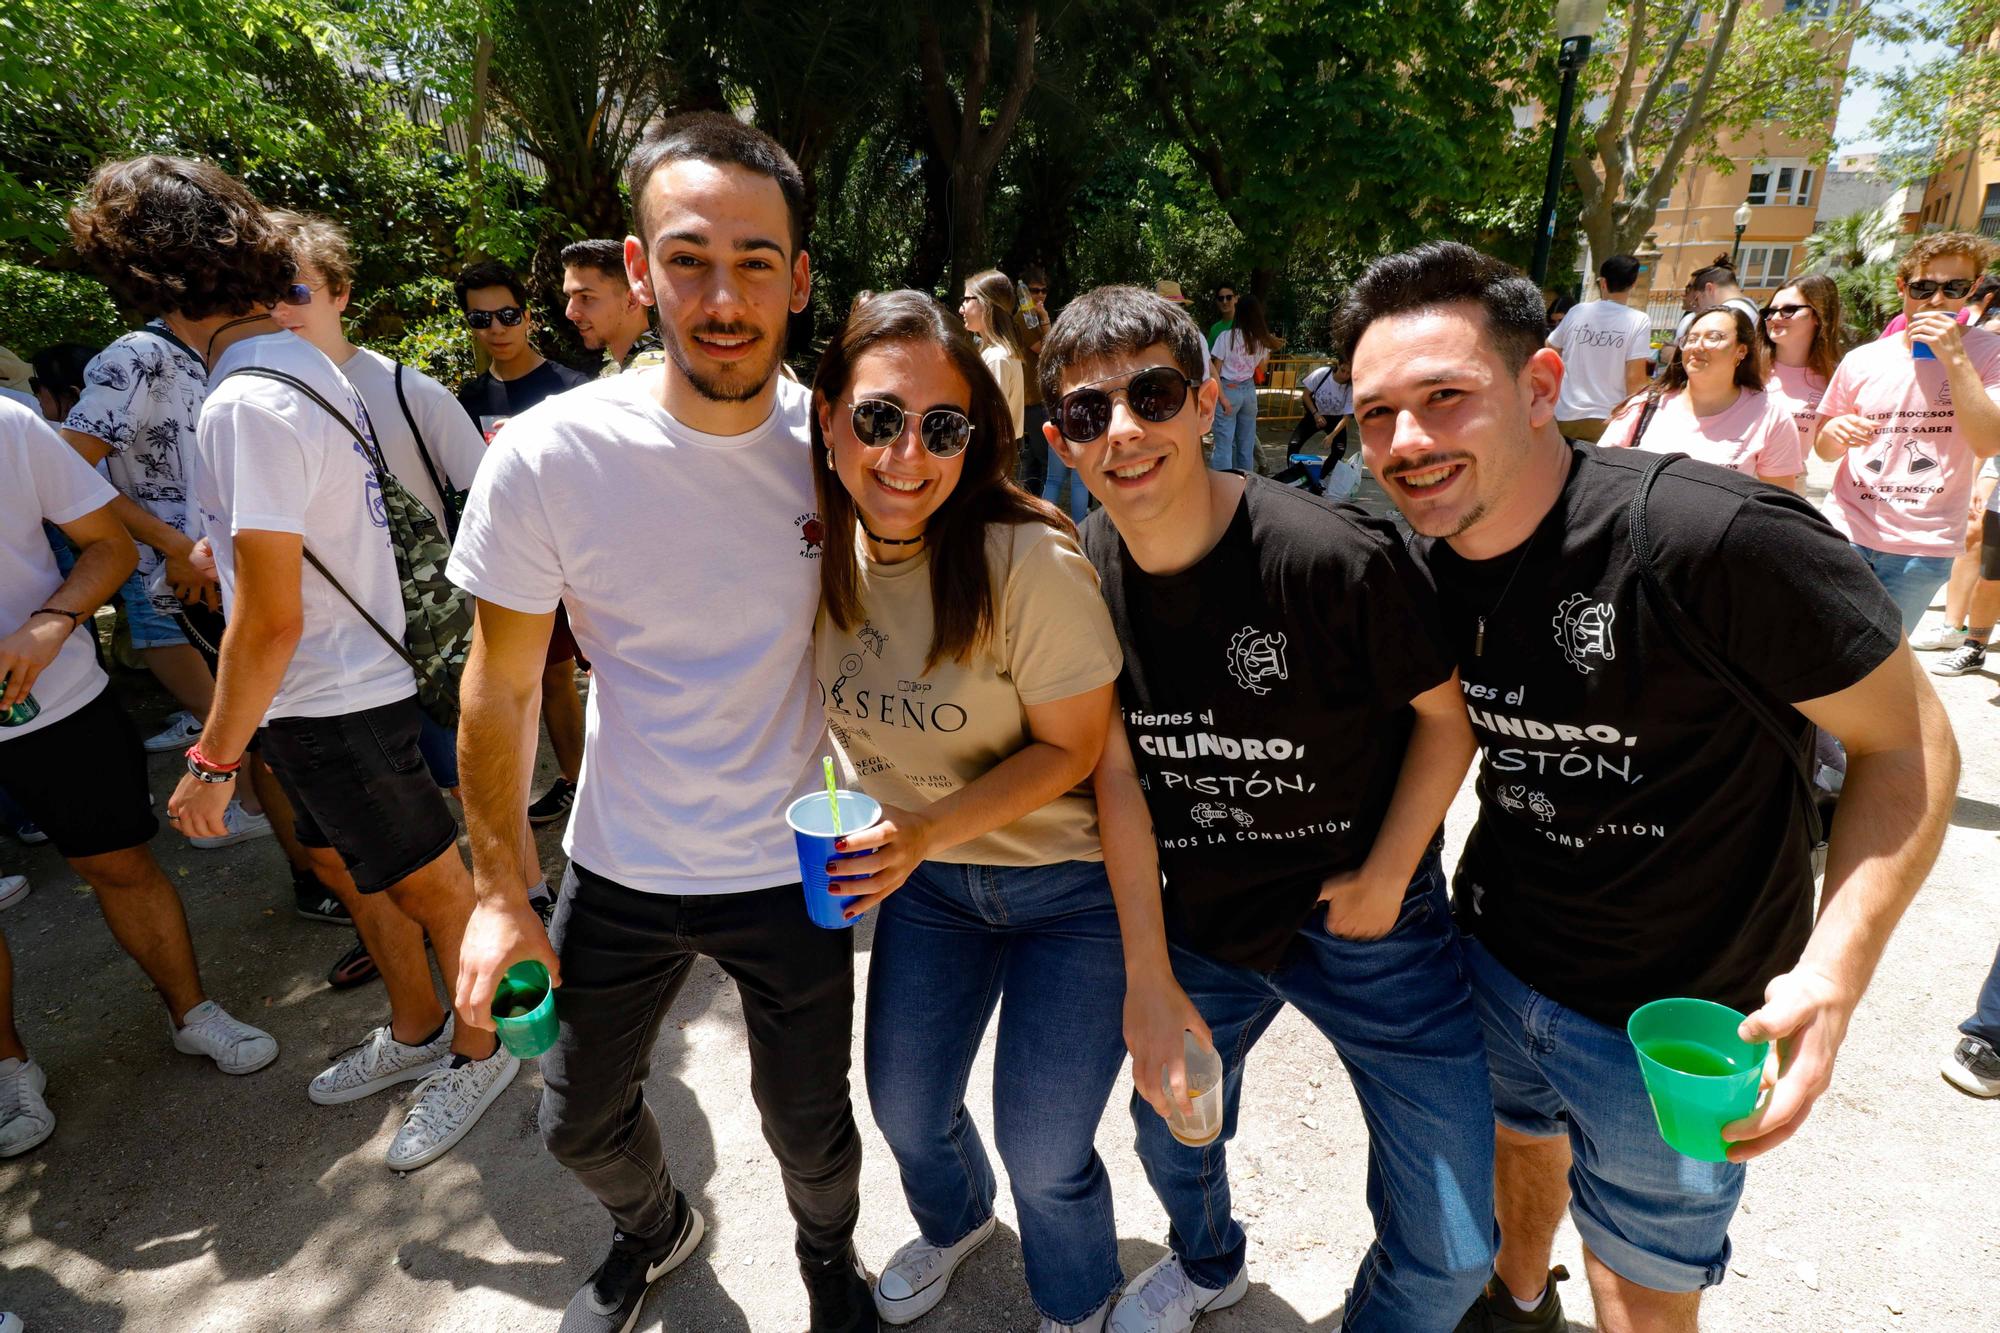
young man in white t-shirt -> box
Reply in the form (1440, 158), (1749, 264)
(449, 114), (874, 1333)
(1546, 253), (1655, 442)
(152, 164), (517, 1174)
(0, 398), (279, 1160)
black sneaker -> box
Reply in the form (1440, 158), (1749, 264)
(1452, 1265), (1570, 1333)
(325, 938), (379, 990)
(559, 1206), (706, 1333)
(1943, 1035), (2000, 1097)
(528, 777), (578, 826)
(293, 869), (352, 924)
(1931, 641), (1989, 677)
(804, 1247), (879, 1333)
(531, 891), (557, 930)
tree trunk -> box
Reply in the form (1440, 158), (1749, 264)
(466, 30), (495, 262)
(915, 3), (1039, 295)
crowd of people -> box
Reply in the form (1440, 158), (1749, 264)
(0, 112), (1989, 1333)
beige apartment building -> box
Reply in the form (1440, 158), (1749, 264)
(1633, 0), (1855, 332)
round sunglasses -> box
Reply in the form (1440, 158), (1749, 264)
(1056, 366), (1195, 443)
(465, 306), (526, 330)
(846, 398), (975, 457)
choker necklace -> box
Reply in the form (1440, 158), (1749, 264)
(204, 313), (274, 362)
(861, 523), (924, 547)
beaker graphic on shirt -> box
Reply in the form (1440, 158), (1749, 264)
(1861, 437), (1937, 477)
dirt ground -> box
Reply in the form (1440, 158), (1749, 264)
(2, 450), (1996, 1331)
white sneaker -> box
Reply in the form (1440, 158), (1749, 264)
(309, 1019), (455, 1105)
(188, 800), (274, 850)
(171, 1000), (279, 1075)
(0, 1058), (54, 1157)
(385, 1045), (519, 1171)
(1044, 1303), (1110, 1333)
(0, 875), (27, 912)
(874, 1214), (998, 1324)
(143, 710), (203, 753)
(0, 1310), (22, 1332)
(1911, 622), (1967, 652)
(1109, 1254), (1248, 1333)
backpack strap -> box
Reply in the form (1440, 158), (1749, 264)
(1625, 451), (1824, 850)
(1628, 391), (1663, 449)
(393, 359), (458, 540)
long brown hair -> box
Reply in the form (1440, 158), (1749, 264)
(1761, 274), (1843, 382)
(965, 269), (1025, 361)
(1613, 303), (1763, 420)
(1233, 293), (1274, 357)
(812, 290), (1068, 670)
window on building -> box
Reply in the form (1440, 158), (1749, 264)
(1745, 160), (1815, 206)
(1782, 0), (1837, 19)
(1981, 184), (2000, 238)
(1738, 247), (1794, 289)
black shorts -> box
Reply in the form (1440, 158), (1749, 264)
(1981, 507), (2000, 582)
(258, 697), (458, 894)
(0, 689), (158, 859)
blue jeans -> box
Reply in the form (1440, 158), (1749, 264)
(865, 859), (1128, 1324)
(1849, 543), (1955, 634)
(1212, 381), (1258, 472)
(118, 570), (186, 649)
(1463, 937), (1744, 1293)
(1134, 853), (1495, 1330)
(1964, 940), (2000, 1049)
(1042, 439), (1090, 524)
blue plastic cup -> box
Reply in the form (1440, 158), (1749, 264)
(1913, 339), (1937, 361)
(785, 790), (882, 930)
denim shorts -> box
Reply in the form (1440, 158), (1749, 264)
(1463, 937), (1743, 1293)
(117, 571), (186, 650)
(258, 696), (458, 893)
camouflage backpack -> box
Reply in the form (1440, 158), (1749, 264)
(222, 367), (473, 728)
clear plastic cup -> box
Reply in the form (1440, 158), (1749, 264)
(1627, 997), (1768, 1163)
(1163, 1031), (1225, 1148)
(786, 790), (883, 930)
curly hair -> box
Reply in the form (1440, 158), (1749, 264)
(1898, 230), (1998, 283)
(66, 156), (295, 319)
(270, 210), (356, 296)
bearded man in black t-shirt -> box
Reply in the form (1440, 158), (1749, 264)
(1339, 241), (1959, 1333)
(1038, 285), (1497, 1333)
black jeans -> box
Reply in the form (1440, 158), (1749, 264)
(540, 862), (863, 1264)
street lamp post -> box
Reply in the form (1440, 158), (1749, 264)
(1732, 201), (1753, 268)
(1531, 0), (1610, 286)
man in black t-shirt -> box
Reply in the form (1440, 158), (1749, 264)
(1338, 241), (1958, 1333)
(453, 259), (593, 830)
(1039, 285), (1496, 1333)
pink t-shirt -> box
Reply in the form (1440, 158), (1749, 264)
(1600, 386), (1804, 479)
(1818, 326), (2000, 555)
(1765, 362), (1828, 450)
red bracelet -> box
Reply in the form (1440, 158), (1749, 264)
(185, 742), (242, 774)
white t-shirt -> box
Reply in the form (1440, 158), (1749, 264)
(336, 346), (489, 526)
(62, 323), (209, 613)
(0, 399), (119, 737)
(1549, 299), (1654, 420)
(1209, 328), (1270, 384)
(980, 344), (1025, 439)
(191, 334), (414, 721)
(447, 370), (828, 896)
(1301, 365), (1352, 419)
(0, 387), (39, 415)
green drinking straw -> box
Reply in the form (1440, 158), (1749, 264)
(823, 756), (842, 835)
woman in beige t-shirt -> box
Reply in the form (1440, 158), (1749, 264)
(809, 291), (1128, 1330)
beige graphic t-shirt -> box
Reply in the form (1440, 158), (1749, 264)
(815, 519), (1122, 866)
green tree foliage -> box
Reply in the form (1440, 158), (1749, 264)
(1570, 0), (1868, 260)
(1868, 1), (2000, 186)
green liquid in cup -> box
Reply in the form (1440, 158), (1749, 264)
(1641, 1039), (1745, 1078)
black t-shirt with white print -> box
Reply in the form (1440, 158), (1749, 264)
(1413, 443), (1901, 1029)
(1083, 475), (1455, 970)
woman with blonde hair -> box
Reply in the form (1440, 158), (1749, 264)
(959, 268), (1027, 450)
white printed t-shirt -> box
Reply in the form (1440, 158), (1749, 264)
(191, 334), (413, 721)
(1600, 386), (1804, 480)
(1549, 299), (1654, 420)
(1817, 327), (2000, 556)
(0, 399), (118, 738)
(336, 346), (489, 526)
(1210, 328), (1269, 384)
(447, 370), (827, 896)
(62, 322), (208, 613)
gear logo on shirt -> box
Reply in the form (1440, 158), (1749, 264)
(1226, 626), (1289, 694)
(1552, 593), (1616, 674)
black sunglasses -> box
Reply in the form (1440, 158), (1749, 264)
(465, 306), (526, 329)
(1908, 278), (1975, 300)
(1762, 303), (1813, 321)
(847, 399), (974, 458)
(1056, 366), (1195, 443)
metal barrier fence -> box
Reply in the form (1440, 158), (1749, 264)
(1256, 355), (1331, 424)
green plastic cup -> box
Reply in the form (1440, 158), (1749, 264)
(1627, 998), (1768, 1163)
(491, 960), (558, 1059)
